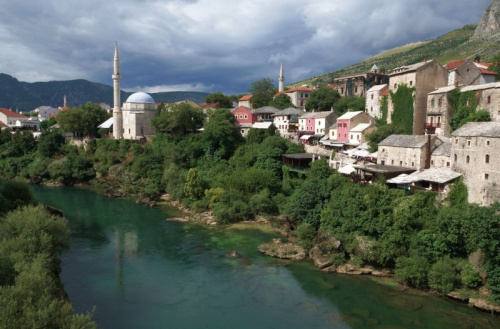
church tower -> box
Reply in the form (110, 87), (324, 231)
(278, 62), (285, 92)
(112, 43), (123, 139)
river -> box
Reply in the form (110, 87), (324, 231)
(31, 185), (500, 329)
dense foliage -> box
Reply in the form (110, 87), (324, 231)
(248, 78), (276, 109)
(204, 92), (233, 108)
(305, 87), (341, 112)
(449, 90), (491, 131)
(0, 181), (96, 327)
(390, 85), (415, 135)
(269, 93), (295, 110)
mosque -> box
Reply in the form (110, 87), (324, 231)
(112, 43), (157, 140)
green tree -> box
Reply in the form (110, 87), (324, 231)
(428, 257), (459, 294)
(205, 92), (233, 108)
(488, 54), (500, 81)
(248, 78), (275, 108)
(184, 168), (207, 201)
(151, 103), (204, 135)
(37, 131), (65, 157)
(334, 96), (365, 115)
(40, 117), (57, 131)
(305, 87), (341, 112)
(202, 109), (244, 159)
(80, 102), (110, 136)
(269, 93), (295, 110)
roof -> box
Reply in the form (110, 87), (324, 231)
(98, 117), (113, 129)
(200, 103), (219, 109)
(252, 122), (273, 129)
(329, 123), (338, 129)
(428, 85), (458, 95)
(355, 164), (416, 174)
(478, 67), (498, 75)
(272, 107), (304, 117)
(445, 59), (497, 74)
(460, 82), (500, 92)
(300, 111), (338, 119)
(390, 60), (434, 76)
(380, 89), (389, 96)
(282, 153), (320, 160)
(254, 106), (279, 114)
(126, 92), (155, 103)
(452, 122), (500, 138)
(337, 111), (363, 120)
(0, 108), (26, 118)
(444, 59), (467, 70)
(387, 168), (461, 184)
(379, 135), (428, 148)
(350, 123), (373, 133)
(233, 106), (252, 113)
(367, 84), (388, 92)
(431, 142), (451, 157)
(239, 95), (253, 101)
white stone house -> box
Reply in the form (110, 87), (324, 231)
(365, 84), (388, 119)
(271, 107), (304, 137)
(298, 111), (338, 135)
(451, 122), (500, 206)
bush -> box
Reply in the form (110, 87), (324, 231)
(428, 257), (459, 294)
(395, 256), (430, 288)
(461, 263), (482, 289)
(295, 223), (316, 251)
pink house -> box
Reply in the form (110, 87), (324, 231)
(232, 106), (257, 125)
(336, 111), (375, 143)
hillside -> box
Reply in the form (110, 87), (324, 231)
(292, 24), (500, 87)
(0, 74), (209, 112)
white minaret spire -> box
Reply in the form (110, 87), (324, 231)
(112, 42), (123, 139)
(63, 94), (67, 107)
(279, 61), (284, 92)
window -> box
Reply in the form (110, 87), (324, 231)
(341, 88), (344, 94)
(394, 83), (397, 89)
(454, 154), (457, 162)
(241, 130), (244, 134)
(438, 98), (442, 106)
(455, 138), (458, 144)
(370, 107), (373, 112)
(431, 99), (435, 107)
(485, 173), (489, 180)
(244, 115), (248, 119)
(488, 96), (491, 104)
(466, 155), (470, 164)
(391, 160), (394, 165)
(354, 87), (358, 93)
(409, 81), (413, 86)
(431, 160), (434, 165)
(446, 162), (450, 167)
(486, 154), (490, 164)
(467, 140), (471, 147)
(239, 115), (243, 119)
(371, 94), (374, 100)
(234, 115), (238, 119)
(400, 161), (403, 166)
(487, 140), (490, 146)
(350, 134), (353, 139)
(411, 162), (415, 167)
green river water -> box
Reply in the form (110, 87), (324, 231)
(30, 185), (500, 329)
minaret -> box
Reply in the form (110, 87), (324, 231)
(63, 95), (67, 107)
(278, 62), (285, 92)
(112, 42), (123, 139)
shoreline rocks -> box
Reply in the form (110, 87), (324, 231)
(258, 238), (306, 260)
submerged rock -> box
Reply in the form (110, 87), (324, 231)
(166, 217), (190, 223)
(258, 238), (306, 260)
(225, 250), (240, 258)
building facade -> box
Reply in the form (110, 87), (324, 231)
(365, 84), (388, 119)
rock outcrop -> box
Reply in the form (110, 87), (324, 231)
(258, 238), (307, 260)
(474, 0), (500, 38)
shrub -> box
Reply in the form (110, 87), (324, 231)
(460, 263), (482, 289)
(295, 223), (316, 251)
(428, 257), (459, 294)
(395, 256), (430, 288)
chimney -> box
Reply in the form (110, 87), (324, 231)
(454, 81), (459, 88)
(425, 135), (431, 169)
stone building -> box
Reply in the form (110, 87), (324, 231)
(274, 86), (312, 110)
(333, 65), (389, 98)
(460, 82), (500, 122)
(272, 107), (304, 137)
(365, 84), (388, 119)
(451, 122), (500, 206)
(254, 106), (279, 122)
(388, 60), (448, 135)
(430, 138), (452, 168)
(425, 85), (457, 136)
(445, 59), (497, 86)
(238, 95), (253, 109)
(378, 135), (441, 170)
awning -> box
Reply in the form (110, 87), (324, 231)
(300, 135), (312, 140)
(338, 165), (356, 175)
(98, 117), (113, 129)
(331, 143), (345, 147)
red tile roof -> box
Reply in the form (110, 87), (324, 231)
(444, 59), (466, 70)
(0, 108), (26, 117)
(57, 106), (69, 111)
(479, 67), (498, 75)
(273, 91), (287, 97)
(200, 102), (219, 108)
(239, 95), (253, 101)
(380, 90), (389, 96)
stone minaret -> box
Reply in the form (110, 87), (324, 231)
(63, 95), (67, 107)
(112, 42), (123, 139)
(279, 62), (284, 92)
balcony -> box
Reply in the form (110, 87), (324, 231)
(424, 122), (440, 133)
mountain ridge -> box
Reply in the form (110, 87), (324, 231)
(0, 73), (209, 112)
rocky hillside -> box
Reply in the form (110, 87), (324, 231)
(0, 73), (209, 112)
(474, 0), (500, 38)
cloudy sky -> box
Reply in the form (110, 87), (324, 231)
(0, 0), (492, 95)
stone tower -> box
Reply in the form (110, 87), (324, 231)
(279, 62), (284, 92)
(112, 42), (123, 139)
(63, 95), (67, 107)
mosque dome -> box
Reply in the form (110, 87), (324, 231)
(125, 92), (155, 104)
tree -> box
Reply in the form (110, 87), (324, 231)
(56, 107), (84, 136)
(334, 96), (365, 115)
(37, 131), (65, 157)
(205, 92), (233, 108)
(248, 78), (276, 108)
(151, 103), (204, 135)
(202, 109), (244, 159)
(40, 117), (56, 131)
(56, 102), (109, 137)
(269, 93), (295, 110)
(305, 87), (341, 112)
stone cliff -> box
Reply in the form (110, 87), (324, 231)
(474, 0), (500, 38)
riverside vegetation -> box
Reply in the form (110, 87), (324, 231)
(0, 180), (97, 328)
(1, 103), (500, 313)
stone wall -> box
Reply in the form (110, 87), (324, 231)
(378, 145), (426, 170)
